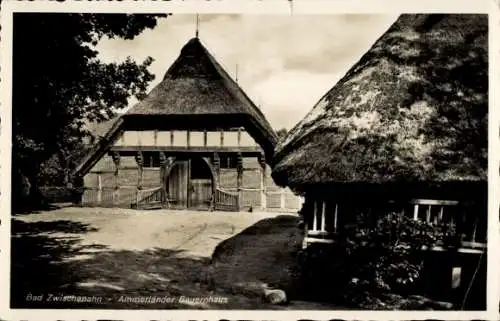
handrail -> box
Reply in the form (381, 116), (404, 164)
(216, 187), (239, 197)
(135, 186), (165, 209)
(139, 186), (163, 194)
(214, 187), (239, 211)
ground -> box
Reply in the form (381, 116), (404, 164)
(11, 206), (340, 309)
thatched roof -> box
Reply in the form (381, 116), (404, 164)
(272, 14), (487, 190)
(84, 114), (123, 141)
(75, 37), (277, 176)
(126, 37), (277, 144)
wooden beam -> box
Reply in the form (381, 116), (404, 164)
(308, 230), (330, 236)
(471, 217), (478, 243)
(260, 161), (266, 210)
(75, 117), (125, 175)
(413, 204), (419, 220)
(312, 200), (318, 231)
(110, 146), (262, 153)
(305, 237), (334, 244)
(135, 151), (144, 190)
(321, 201), (326, 231)
(97, 174), (102, 203)
(302, 221), (309, 249)
(112, 151), (120, 187)
(333, 203), (338, 232)
(212, 152), (220, 186)
(113, 189), (119, 206)
(85, 186), (135, 190)
(410, 199), (459, 206)
(280, 188), (286, 210)
(431, 246), (484, 254)
(236, 152), (243, 210)
(451, 267), (461, 289)
(461, 241), (487, 249)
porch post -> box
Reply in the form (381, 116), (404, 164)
(258, 152), (267, 210)
(135, 151), (144, 189)
(212, 152), (220, 187)
(165, 156), (176, 206)
(159, 152), (167, 207)
(135, 151), (144, 209)
(112, 152), (120, 206)
(236, 152), (243, 211)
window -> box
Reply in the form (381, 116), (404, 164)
(142, 152), (161, 168)
(408, 199), (486, 245)
(219, 154), (238, 169)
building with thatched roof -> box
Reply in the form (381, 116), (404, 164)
(75, 37), (301, 212)
(272, 14), (487, 308)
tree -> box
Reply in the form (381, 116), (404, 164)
(12, 13), (167, 211)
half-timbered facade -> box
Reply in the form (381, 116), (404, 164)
(75, 37), (302, 212)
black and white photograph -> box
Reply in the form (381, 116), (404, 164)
(1, 1), (494, 318)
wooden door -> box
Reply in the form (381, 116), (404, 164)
(167, 160), (189, 208)
(189, 157), (214, 210)
(190, 179), (212, 209)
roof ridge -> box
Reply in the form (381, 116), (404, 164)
(195, 38), (277, 142)
(197, 39), (272, 120)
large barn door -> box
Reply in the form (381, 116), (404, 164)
(167, 160), (189, 208)
(189, 157), (214, 210)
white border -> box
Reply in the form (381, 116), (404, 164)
(1, 0), (498, 320)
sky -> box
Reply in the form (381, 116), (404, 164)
(96, 14), (399, 130)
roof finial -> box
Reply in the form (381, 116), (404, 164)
(195, 14), (200, 38)
(235, 64), (239, 83)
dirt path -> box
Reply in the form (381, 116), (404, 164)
(12, 207), (343, 309)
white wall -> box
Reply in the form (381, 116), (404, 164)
(114, 129), (259, 148)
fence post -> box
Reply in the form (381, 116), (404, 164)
(136, 189), (141, 210)
(97, 175), (102, 204)
(112, 152), (120, 206)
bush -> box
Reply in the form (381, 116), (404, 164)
(297, 212), (453, 307)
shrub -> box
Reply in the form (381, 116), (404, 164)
(296, 212), (453, 306)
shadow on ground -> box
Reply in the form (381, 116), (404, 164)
(11, 213), (342, 309)
(207, 215), (342, 309)
(11, 218), (258, 309)
(210, 215), (302, 291)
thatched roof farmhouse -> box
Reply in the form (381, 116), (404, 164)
(272, 14), (487, 199)
(271, 14), (487, 308)
(74, 37), (301, 212)
(77, 37), (277, 176)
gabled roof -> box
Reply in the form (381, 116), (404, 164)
(272, 14), (488, 189)
(126, 37), (276, 143)
(75, 37), (277, 176)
